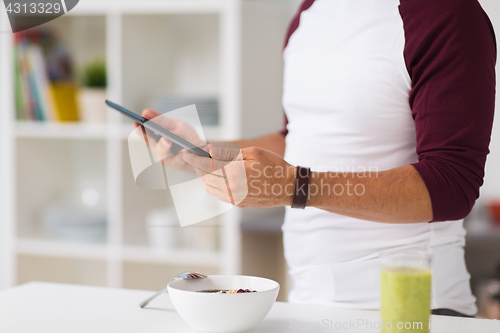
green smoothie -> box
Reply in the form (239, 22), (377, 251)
(380, 266), (431, 332)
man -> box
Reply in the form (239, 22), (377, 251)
(142, 0), (496, 317)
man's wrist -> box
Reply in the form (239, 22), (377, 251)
(306, 171), (320, 208)
(278, 165), (296, 207)
(291, 166), (311, 209)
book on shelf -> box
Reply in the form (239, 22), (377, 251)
(14, 31), (80, 122)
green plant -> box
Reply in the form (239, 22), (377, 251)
(82, 60), (106, 88)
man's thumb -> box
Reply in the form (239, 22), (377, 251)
(210, 146), (242, 161)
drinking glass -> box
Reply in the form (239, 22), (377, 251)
(380, 251), (431, 332)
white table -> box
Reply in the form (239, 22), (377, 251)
(0, 282), (498, 332)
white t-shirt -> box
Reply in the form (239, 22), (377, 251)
(281, 0), (488, 316)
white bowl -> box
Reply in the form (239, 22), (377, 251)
(167, 275), (280, 333)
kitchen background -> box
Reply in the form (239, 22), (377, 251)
(0, 0), (499, 319)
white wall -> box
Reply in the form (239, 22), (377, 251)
(265, 0), (302, 17)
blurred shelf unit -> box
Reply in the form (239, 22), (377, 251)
(0, 0), (288, 290)
(16, 238), (222, 266)
(16, 238), (109, 261)
(14, 121), (223, 141)
(15, 122), (108, 139)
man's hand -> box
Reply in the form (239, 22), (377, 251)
(184, 144), (433, 223)
(183, 146), (296, 208)
(134, 109), (206, 173)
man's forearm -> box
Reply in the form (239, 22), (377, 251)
(221, 133), (432, 223)
(305, 165), (433, 223)
(232, 132), (286, 157)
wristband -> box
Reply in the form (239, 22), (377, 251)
(291, 166), (311, 209)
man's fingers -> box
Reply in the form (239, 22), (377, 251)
(141, 109), (161, 120)
(184, 150), (244, 178)
(166, 152), (190, 170)
(209, 146), (243, 162)
(203, 181), (232, 204)
(142, 109), (178, 131)
(134, 123), (166, 153)
(134, 123), (153, 142)
(183, 153), (219, 174)
(134, 123), (143, 139)
(201, 172), (227, 189)
(158, 137), (172, 151)
(183, 149), (245, 206)
(191, 159), (239, 206)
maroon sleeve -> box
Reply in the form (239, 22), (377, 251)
(399, 0), (496, 222)
(281, 0), (316, 137)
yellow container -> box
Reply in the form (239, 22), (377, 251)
(49, 83), (80, 122)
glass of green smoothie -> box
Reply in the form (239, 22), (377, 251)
(380, 251), (431, 333)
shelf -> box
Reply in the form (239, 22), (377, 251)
(1, 0), (289, 289)
(15, 122), (108, 139)
(16, 238), (109, 261)
(18, 123), (225, 144)
(122, 245), (222, 267)
(16, 239), (222, 267)
(121, 123), (222, 141)
(14, 122), (223, 141)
